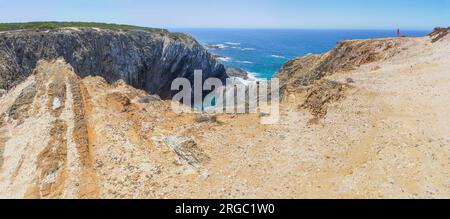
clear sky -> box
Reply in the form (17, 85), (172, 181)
(1, 0), (449, 30)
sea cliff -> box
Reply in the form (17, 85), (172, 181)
(0, 26), (227, 98)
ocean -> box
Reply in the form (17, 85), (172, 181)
(171, 29), (429, 79)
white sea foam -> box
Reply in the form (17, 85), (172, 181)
(233, 60), (253, 64)
(216, 44), (227, 49)
(216, 56), (232, 62)
(227, 71), (261, 82)
(246, 72), (261, 80)
(228, 72), (260, 86)
(225, 42), (241, 46)
(271, 55), (287, 59)
(205, 44), (228, 50)
(241, 48), (255, 51)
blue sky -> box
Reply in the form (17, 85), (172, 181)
(0, 0), (449, 30)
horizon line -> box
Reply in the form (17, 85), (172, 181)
(167, 27), (433, 31)
(0, 20), (440, 31)
(0, 20), (436, 32)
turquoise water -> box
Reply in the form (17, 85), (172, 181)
(171, 29), (429, 79)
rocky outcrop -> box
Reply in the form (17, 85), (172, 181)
(0, 59), (202, 198)
(300, 80), (349, 119)
(428, 27), (450, 43)
(274, 37), (415, 91)
(226, 67), (249, 80)
(151, 135), (210, 169)
(0, 59), (213, 197)
(0, 27), (227, 99)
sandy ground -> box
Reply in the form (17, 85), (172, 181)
(0, 35), (449, 198)
(189, 36), (450, 198)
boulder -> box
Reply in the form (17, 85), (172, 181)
(226, 67), (249, 80)
(137, 95), (161, 103)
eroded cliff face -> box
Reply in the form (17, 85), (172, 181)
(0, 59), (211, 198)
(274, 37), (419, 90)
(0, 27), (227, 98)
(428, 27), (450, 43)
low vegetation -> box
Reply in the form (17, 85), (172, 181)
(0, 21), (167, 33)
(0, 22), (196, 43)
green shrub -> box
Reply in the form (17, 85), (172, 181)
(0, 21), (166, 33)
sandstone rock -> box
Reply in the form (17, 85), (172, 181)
(195, 114), (217, 123)
(274, 37), (413, 92)
(300, 80), (348, 118)
(428, 27), (450, 43)
(6, 83), (37, 123)
(106, 92), (131, 112)
(151, 136), (210, 168)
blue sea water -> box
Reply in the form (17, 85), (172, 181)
(171, 29), (429, 79)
